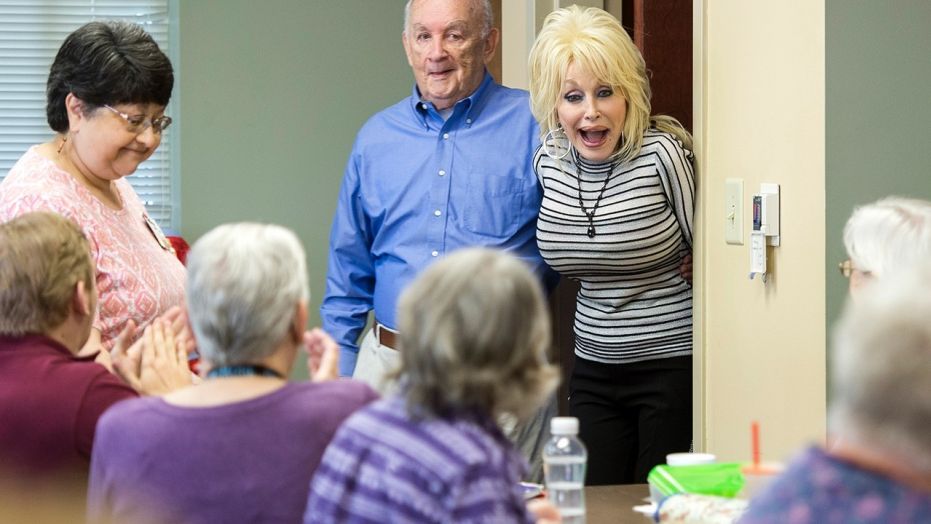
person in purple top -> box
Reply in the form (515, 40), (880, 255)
(740, 265), (931, 523)
(306, 248), (561, 524)
(87, 222), (378, 524)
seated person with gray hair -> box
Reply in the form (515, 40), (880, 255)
(87, 222), (378, 524)
(0, 211), (190, 482)
(306, 248), (561, 524)
(838, 196), (931, 295)
(740, 264), (931, 522)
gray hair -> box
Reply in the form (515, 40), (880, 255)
(843, 196), (931, 278)
(403, 0), (493, 38)
(186, 222), (309, 367)
(829, 263), (931, 474)
(393, 248), (558, 421)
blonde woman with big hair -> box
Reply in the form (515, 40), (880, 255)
(529, 5), (695, 484)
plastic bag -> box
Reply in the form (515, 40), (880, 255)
(647, 463), (745, 500)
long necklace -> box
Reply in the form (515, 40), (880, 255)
(576, 163), (615, 238)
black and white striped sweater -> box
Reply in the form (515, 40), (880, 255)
(534, 129), (695, 364)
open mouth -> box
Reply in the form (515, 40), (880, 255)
(579, 129), (609, 147)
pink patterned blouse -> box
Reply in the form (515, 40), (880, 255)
(0, 147), (186, 349)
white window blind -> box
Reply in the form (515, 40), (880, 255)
(0, 1), (178, 228)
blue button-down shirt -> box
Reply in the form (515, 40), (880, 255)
(322, 73), (554, 376)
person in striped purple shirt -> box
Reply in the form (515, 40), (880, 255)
(305, 248), (561, 523)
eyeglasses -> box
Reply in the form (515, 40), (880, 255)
(102, 105), (172, 134)
(838, 259), (872, 279)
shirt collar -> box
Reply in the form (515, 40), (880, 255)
(409, 70), (495, 128)
(0, 333), (85, 359)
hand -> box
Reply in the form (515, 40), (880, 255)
(111, 306), (195, 383)
(304, 328), (339, 382)
(679, 253), (693, 284)
(111, 320), (142, 382)
(114, 319), (192, 395)
(161, 305), (197, 357)
(526, 498), (561, 524)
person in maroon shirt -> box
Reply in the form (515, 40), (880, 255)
(0, 212), (191, 482)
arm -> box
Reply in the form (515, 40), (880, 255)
(655, 135), (696, 282)
(656, 135), (696, 248)
(320, 150), (377, 377)
(448, 463), (539, 524)
(74, 373), (137, 460)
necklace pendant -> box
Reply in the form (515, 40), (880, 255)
(587, 226), (596, 238)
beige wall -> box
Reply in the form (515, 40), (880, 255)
(696, 0), (826, 461)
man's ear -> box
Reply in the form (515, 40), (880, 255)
(73, 280), (92, 317)
(483, 27), (500, 65)
(402, 31), (415, 68)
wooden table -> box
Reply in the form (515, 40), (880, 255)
(585, 484), (653, 524)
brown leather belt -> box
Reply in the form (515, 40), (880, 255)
(375, 321), (399, 351)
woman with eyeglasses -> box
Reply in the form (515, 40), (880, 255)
(0, 20), (183, 364)
(839, 197), (931, 296)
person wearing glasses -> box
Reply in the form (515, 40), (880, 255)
(741, 264), (931, 523)
(838, 196), (931, 297)
(0, 21), (183, 364)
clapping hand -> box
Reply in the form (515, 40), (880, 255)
(304, 328), (339, 382)
(111, 307), (194, 395)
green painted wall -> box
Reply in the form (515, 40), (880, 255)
(826, 0), (931, 331)
(178, 0), (410, 338)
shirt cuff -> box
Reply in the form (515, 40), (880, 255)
(339, 347), (359, 377)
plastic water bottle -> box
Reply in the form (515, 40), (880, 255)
(543, 417), (587, 523)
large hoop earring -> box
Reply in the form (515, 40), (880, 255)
(542, 127), (571, 160)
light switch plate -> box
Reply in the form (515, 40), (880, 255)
(725, 178), (743, 245)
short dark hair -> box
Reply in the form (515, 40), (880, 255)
(46, 20), (174, 133)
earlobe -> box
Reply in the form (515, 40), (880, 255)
(64, 93), (85, 130)
(484, 28), (500, 63)
(74, 280), (92, 317)
(292, 301), (309, 343)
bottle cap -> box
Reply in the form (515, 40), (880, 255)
(550, 416), (579, 435)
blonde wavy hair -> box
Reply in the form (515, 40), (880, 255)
(0, 212), (94, 336)
(393, 248), (558, 422)
(529, 5), (692, 162)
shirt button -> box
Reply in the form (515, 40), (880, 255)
(438, 169), (446, 176)
(443, 133), (449, 140)
(431, 250), (439, 257)
(466, 118), (472, 124)
(422, 103), (428, 110)
(434, 210), (441, 217)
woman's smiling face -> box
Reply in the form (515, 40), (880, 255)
(556, 61), (627, 163)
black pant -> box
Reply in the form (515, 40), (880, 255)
(569, 356), (692, 485)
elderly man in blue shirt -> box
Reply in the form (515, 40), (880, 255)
(321, 0), (556, 481)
